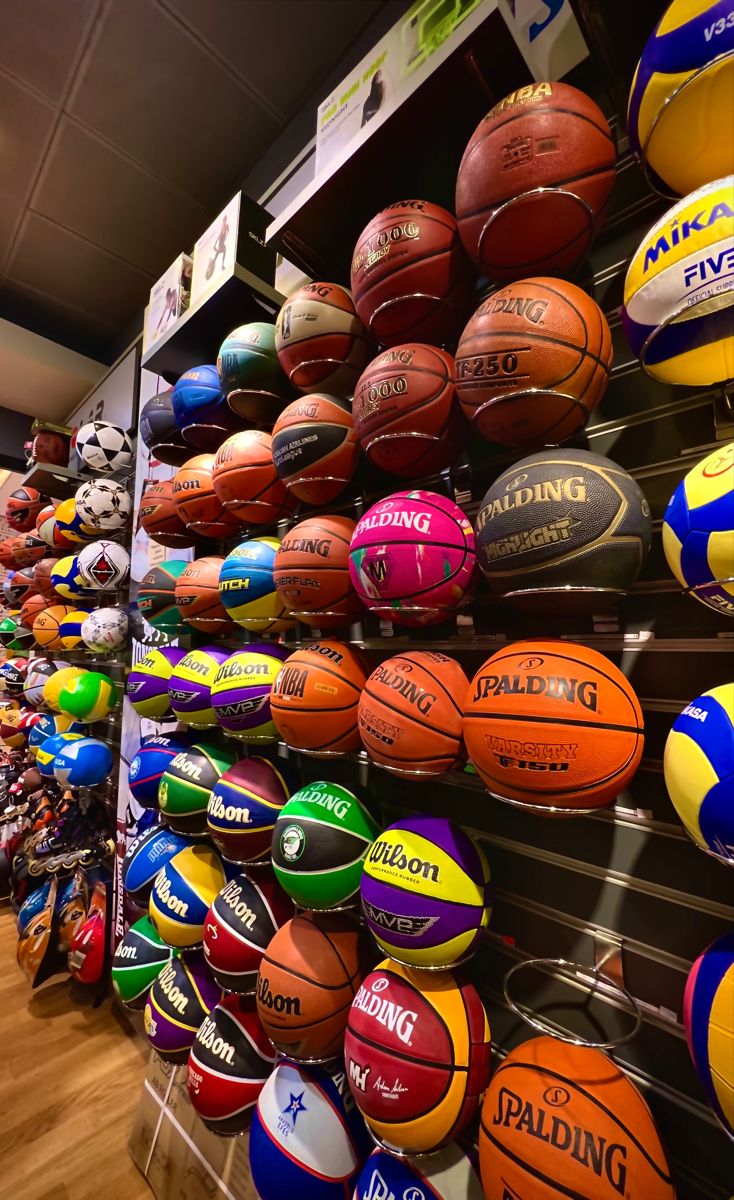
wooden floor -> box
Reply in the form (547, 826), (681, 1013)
(0, 905), (153, 1200)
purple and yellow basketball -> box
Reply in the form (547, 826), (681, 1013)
(168, 646), (230, 728)
(127, 647), (187, 719)
(210, 643), (290, 742)
(684, 932), (734, 1137)
(361, 814), (491, 968)
(207, 756), (293, 862)
(144, 948), (223, 1063)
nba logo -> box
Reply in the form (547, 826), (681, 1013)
(281, 307), (292, 340)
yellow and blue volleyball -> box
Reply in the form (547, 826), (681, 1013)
(53, 496), (96, 546)
(684, 931), (734, 1137)
(168, 646), (229, 728)
(43, 665), (87, 713)
(218, 537), (295, 633)
(59, 608), (93, 649)
(50, 554), (90, 600)
(36, 730), (85, 776)
(149, 843), (226, 948)
(622, 176), (734, 385)
(628, 0), (734, 197)
(664, 684), (734, 862)
(662, 442), (734, 615)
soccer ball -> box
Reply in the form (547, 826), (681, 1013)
(77, 540), (130, 590)
(663, 442), (734, 617)
(76, 422), (133, 474)
(81, 607), (128, 652)
(75, 480), (132, 531)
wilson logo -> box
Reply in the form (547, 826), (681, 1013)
(156, 961), (188, 1014)
(472, 674), (598, 711)
(210, 797), (251, 825)
(154, 872), (189, 918)
(257, 977), (301, 1015)
(217, 881), (257, 929)
(196, 1015), (235, 1066)
(367, 841), (439, 882)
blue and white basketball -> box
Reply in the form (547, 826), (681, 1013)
(122, 824), (191, 902)
(28, 713), (84, 756)
(662, 442), (734, 615)
(249, 1059), (369, 1200)
(354, 1145), (484, 1200)
(53, 737), (113, 787)
(664, 684), (734, 863)
(128, 733), (191, 808)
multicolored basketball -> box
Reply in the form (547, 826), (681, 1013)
(203, 869), (295, 992)
(207, 756), (292, 863)
(274, 283), (370, 397)
(111, 915), (175, 1010)
(173, 454), (242, 539)
(463, 640), (645, 811)
(149, 843), (227, 947)
(32, 604), (76, 649)
(271, 640), (368, 754)
(137, 560), (192, 636)
(169, 646), (237, 728)
(217, 321), (291, 419)
(212, 430), (290, 524)
(28, 712), (83, 756)
(273, 515), (362, 629)
(664, 685), (734, 864)
(662, 442), (734, 616)
(272, 395), (359, 506)
(144, 948), (223, 1062)
(359, 651), (468, 776)
(256, 910), (370, 1060)
(158, 740), (237, 835)
(171, 363), (238, 451)
(354, 1144), (484, 1200)
(272, 781), (380, 909)
(127, 646), (187, 719)
(345, 959), (491, 1154)
(361, 814), (491, 967)
(188, 993), (276, 1133)
(349, 491), (476, 626)
(218, 538), (295, 633)
(22, 659), (66, 709)
(684, 931), (734, 1137)
(479, 1037), (675, 1200)
(5, 570), (37, 607)
(210, 644), (290, 742)
(138, 478), (194, 548)
(122, 824), (191, 901)
(128, 733), (192, 808)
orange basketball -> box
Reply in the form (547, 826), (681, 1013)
(14, 533), (48, 568)
(273, 515), (362, 630)
(256, 910), (370, 1060)
(32, 604), (76, 650)
(18, 593), (50, 630)
(271, 639), (369, 754)
(479, 1036), (675, 1200)
(139, 478), (194, 548)
(455, 279), (613, 445)
(272, 395), (359, 506)
(359, 651), (468, 777)
(173, 454), (242, 539)
(0, 537), (16, 569)
(212, 429), (291, 524)
(462, 640), (644, 812)
(33, 557), (61, 598)
(174, 556), (233, 632)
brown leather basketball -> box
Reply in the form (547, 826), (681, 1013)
(271, 395), (359, 506)
(33, 557), (61, 598)
(174, 556), (233, 632)
(271, 639), (369, 754)
(139, 478), (194, 548)
(273, 515), (362, 629)
(212, 429), (291, 524)
(174, 455), (242, 539)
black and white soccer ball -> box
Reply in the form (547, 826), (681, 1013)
(77, 539), (130, 590)
(81, 607), (128, 652)
(76, 422), (133, 474)
(75, 479), (132, 531)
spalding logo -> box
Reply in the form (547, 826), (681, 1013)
(472, 673), (598, 711)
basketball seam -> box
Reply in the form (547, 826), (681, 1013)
(477, 646), (642, 722)
(464, 711), (643, 734)
(347, 1027), (461, 1073)
(388, 655), (467, 719)
(362, 685), (462, 742)
(367, 873), (481, 909)
(457, 329), (610, 375)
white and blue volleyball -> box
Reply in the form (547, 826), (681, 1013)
(354, 1145), (484, 1200)
(664, 684), (734, 863)
(662, 442), (734, 615)
(122, 825), (191, 902)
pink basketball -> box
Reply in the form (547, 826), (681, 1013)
(348, 490), (476, 626)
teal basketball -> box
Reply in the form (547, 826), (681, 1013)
(217, 322), (289, 398)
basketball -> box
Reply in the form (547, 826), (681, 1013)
(256, 910), (370, 1059)
(158, 740), (237, 835)
(29, 712), (84, 756)
(138, 559), (191, 636)
(149, 844), (227, 947)
(23, 659), (65, 709)
(169, 646), (231, 728)
(218, 537), (295, 633)
(0, 536), (16, 567)
(32, 604), (76, 650)
(140, 390), (190, 465)
(128, 733), (191, 808)
(479, 1036), (675, 1200)
(174, 556), (232, 632)
(275, 282), (370, 397)
(122, 825), (190, 902)
(249, 1059), (370, 1200)
(623, 178), (734, 385)
(354, 1145), (484, 1200)
(345, 959), (491, 1154)
(127, 646), (187, 718)
(6, 486), (45, 533)
(359, 651), (468, 776)
(111, 915), (174, 1010)
(662, 442), (734, 615)
(212, 430), (290, 524)
(353, 344), (463, 477)
(211, 643), (290, 742)
(33, 556), (60, 598)
(4, 570), (35, 608)
(217, 321), (291, 419)
(172, 363), (239, 451)
(173, 453), (242, 539)
(188, 993), (276, 1133)
(138, 478), (194, 548)
(58, 670), (118, 721)
(144, 949), (222, 1062)
(272, 781), (380, 909)
(272, 395), (359, 505)
(463, 639), (645, 810)
(455, 279), (613, 445)
(15, 531), (49, 566)
(207, 756), (292, 863)
(18, 592), (51, 630)
(664, 685), (734, 864)
(349, 490), (476, 626)
(350, 200), (474, 345)
(684, 932), (734, 1137)
(456, 82), (616, 281)
(50, 554), (88, 600)
(628, 1), (734, 196)
(475, 449), (652, 595)
(273, 515), (362, 630)
(271, 640), (368, 754)
(203, 869), (295, 992)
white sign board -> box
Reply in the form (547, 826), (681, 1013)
(190, 193), (242, 310)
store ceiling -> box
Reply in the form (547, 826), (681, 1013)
(0, 0), (386, 364)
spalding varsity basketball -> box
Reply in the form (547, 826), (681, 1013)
(207, 756), (292, 863)
(272, 395), (359, 505)
(349, 491), (476, 626)
(361, 814), (491, 967)
(684, 931), (734, 1137)
(273, 515), (363, 630)
(188, 993), (276, 1134)
(212, 430), (290, 524)
(275, 282), (370, 397)
(456, 279), (613, 445)
(354, 1145), (484, 1200)
(345, 959), (491, 1154)
(463, 640), (644, 811)
(456, 82), (616, 281)
(271, 640), (368, 754)
(249, 1059), (370, 1200)
(144, 948), (222, 1063)
(664, 685), (734, 864)
(359, 651), (467, 776)
(475, 449), (651, 595)
(203, 869), (295, 992)
(479, 1036), (675, 1200)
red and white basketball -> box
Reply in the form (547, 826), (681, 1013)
(187, 993), (275, 1135)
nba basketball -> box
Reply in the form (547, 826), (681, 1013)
(354, 1145), (484, 1200)
(138, 478), (194, 548)
(272, 395), (359, 506)
(271, 640), (368, 754)
(144, 949), (222, 1062)
(174, 556), (232, 632)
(273, 515), (363, 629)
(203, 869), (295, 992)
(664, 685), (734, 864)
(218, 537), (295, 633)
(212, 430), (291, 524)
(139, 390), (190, 466)
(662, 442), (734, 616)
(188, 993), (276, 1133)
(217, 321), (291, 419)
(149, 844), (227, 948)
(275, 282), (370, 397)
(128, 733), (192, 808)
(207, 756), (292, 862)
(684, 931), (734, 1137)
(158, 739), (237, 835)
(173, 454), (242, 539)
(210, 643), (290, 742)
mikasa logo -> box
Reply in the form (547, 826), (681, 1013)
(642, 201), (734, 273)
(472, 673), (598, 711)
(352, 982), (418, 1045)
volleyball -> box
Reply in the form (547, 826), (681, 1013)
(53, 736), (113, 786)
(50, 554), (89, 599)
(203, 869), (294, 992)
(662, 442), (734, 615)
(168, 646), (230, 728)
(122, 825), (191, 901)
(684, 931), (734, 1138)
(270, 640), (368, 754)
(28, 712), (83, 756)
(664, 684), (734, 863)
(207, 756), (292, 863)
(111, 915), (175, 1010)
(53, 496), (96, 545)
(43, 665), (86, 712)
(210, 643), (289, 742)
(218, 537), (295, 633)
(60, 608), (93, 649)
(354, 1145), (484, 1200)
(187, 994), (276, 1134)
(58, 670), (118, 721)
(158, 740), (237, 836)
(149, 844), (227, 948)
(127, 646), (187, 718)
(37, 730), (84, 777)
(144, 949), (222, 1063)
(22, 659), (66, 709)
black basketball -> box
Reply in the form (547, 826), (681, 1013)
(475, 449), (651, 593)
(203, 870), (295, 993)
(140, 391), (190, 466)
(187, 994), (275, 1134)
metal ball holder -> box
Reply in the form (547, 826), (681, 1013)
(483, 783), (614, 819)
(364, 601), (465, 627)
(477, 188), (598, 277)
(496, 584), (627, 617)
(368, 291), (465, 340)
(471, 386), (590, 447)
(225, 387), (289, 423)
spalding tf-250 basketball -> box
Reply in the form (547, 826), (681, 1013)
(684, 931), (734, 1137)
(203, 869), (294, 992)
(361, 814), (491, 968)
(273, 515), (362, 630)
(144, 948), (223, 1063)
(272, 395), (359, 506)
(463, 640), (644, 811)
(272, 781), (380, 909)
(275, 282), (370, 397)
(111, 915), (175, 1010)
(345, 959), (491, 1154)
(664, 684), (734, 864)
(149, 844), (227, 947)
(479, 1036), (675, 1200)
(207, 756), (292, 863)
(354, 1144), (484, 1200)
(158, 739), (237, 835)
(271, 640), (368, 754)
(188, 993), (276, 1134)
(662, 441), (734, 616)
(475, 449), (651, 595)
